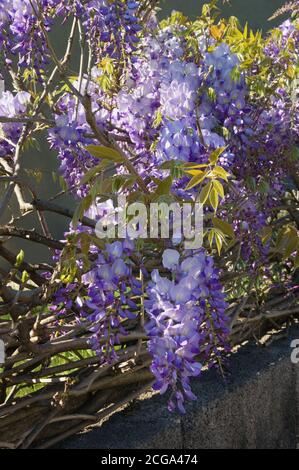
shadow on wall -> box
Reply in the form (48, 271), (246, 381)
(2, 0), (287, 265)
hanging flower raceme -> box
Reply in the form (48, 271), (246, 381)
(265, 18), (299, 61)
(0, 1), (60, 74)
(79, 239), (141, 362)
(96, 0), (141, 60)
(145, 249), (230, 413)
(0, 90), (31, 157)
(0, 0), (141, 77)
(47, 68), (110, 197)
(51, 236), (142, 364)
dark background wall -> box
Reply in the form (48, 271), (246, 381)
(2, 0), (287, 265)
(160, 0), (286, 29)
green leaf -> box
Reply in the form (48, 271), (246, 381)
(15, 250), (25, 268)
(86, 145), (124, 163)
(276, 226), (299, 259)
(98, 75), (111, 92)
(212, 180), (225, 199)
(185, 169), (204, 176)
(99, 57), (114, 75)
(209, 187), (219, 211)
(286, 65), (295, 79)
(199, 181), (213, 204)
(21, 271), (29, 284)
(183, 163), (208, 169)
(155, 176), (173, 196)
(284, 233), (299, 259)
(212, 166), (230, 181)
(112, 174), (136, 192)
(153, 109), (163, 128)
(185, 171), (207, 190)
(215, 231), (223, 255)
(212, 217), (235, 238)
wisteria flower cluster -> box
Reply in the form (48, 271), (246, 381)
(0, 89), (31, 157)
(0, 0), (141, 73)
(145, 249), (229, 412)
(0, 0), (298, 419)
(52, 238), (140, 363)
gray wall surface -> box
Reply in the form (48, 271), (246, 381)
(59, 326), (299, 449)
(161, 1), (287, 29)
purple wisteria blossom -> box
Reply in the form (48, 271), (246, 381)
(145, 250), (230, 413)
(51, 238), (140, 364)
(0, 90), (31, 157)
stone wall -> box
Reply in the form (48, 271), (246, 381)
(60, 326), (299, 449)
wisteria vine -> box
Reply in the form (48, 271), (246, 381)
(0, 0), (298, 417)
